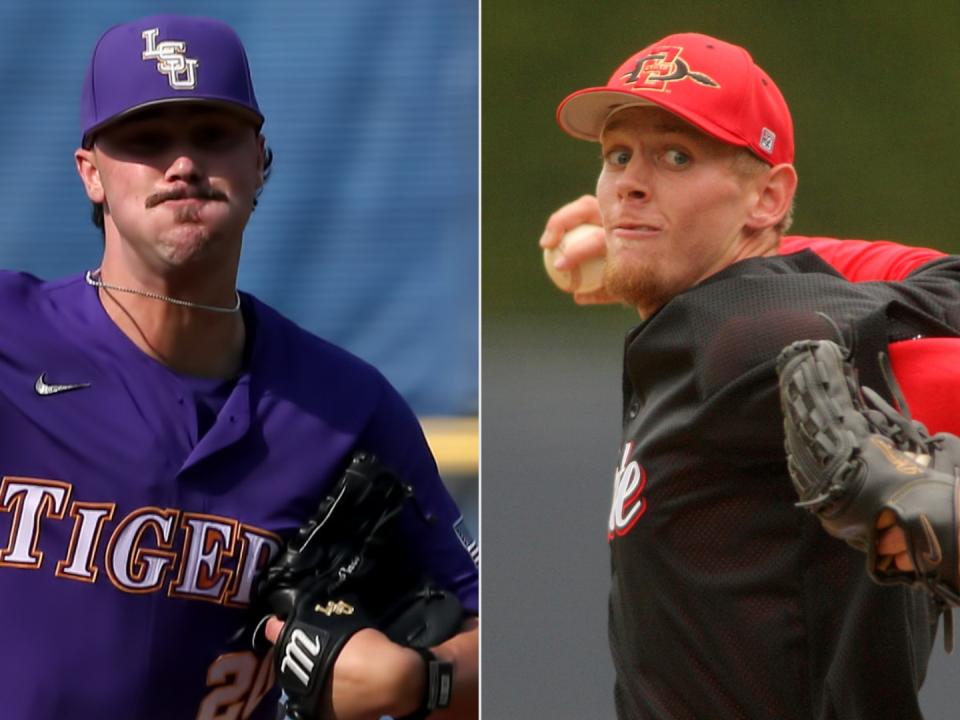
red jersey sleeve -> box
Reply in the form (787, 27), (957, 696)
(888, 338), (960, 436)
(780, 236), (945, 281)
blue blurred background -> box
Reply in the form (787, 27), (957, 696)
(0, 0), (477, 527)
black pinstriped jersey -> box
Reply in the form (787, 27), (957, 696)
(608, 250), (960, 720)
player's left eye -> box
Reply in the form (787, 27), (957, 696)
(663, 149), (690, 168)
(193, 124), (243, 150)
(196, 129), (225, 147)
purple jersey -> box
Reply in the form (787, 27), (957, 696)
(0, 271), (478, 719)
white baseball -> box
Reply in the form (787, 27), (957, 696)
(542, 223), (606, 294)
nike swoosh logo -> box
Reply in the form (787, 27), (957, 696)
(34, 373), (92, 396)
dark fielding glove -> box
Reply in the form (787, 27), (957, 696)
(776, 339), (960, 609)
(250, 452), (463, 720)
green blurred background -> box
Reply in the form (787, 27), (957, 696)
(482, 2), (960, 718)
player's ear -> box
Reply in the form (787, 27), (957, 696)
(75, 148), (105, 203)
(745, 163), (797, 232)
(255, 134), (266, 188)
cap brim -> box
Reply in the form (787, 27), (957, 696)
(556, 86), (748, 150)
(82, 97), (264, 148)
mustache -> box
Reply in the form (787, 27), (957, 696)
(145, 186), (228, 209)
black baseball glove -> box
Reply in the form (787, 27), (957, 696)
(250, 452), (463, 720)
(776, 339), (960, 608)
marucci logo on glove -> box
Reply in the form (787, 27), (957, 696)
(280, 629), (323, 688)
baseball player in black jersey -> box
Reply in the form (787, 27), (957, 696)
(548, 32), (960, 720)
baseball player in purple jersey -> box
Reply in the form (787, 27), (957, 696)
(0, 14), (478, 720)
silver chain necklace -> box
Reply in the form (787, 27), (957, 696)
(85, 269), (241, 314)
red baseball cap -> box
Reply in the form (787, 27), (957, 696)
(556, 32), (794, 166)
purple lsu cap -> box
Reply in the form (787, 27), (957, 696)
(80, 14), (263, 147)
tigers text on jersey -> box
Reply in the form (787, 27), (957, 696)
(0, 271), (478, 720)
(608, 251), (960, 720)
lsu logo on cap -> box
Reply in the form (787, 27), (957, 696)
(620, 46), (719, 93)
(141, 28), (198, 90)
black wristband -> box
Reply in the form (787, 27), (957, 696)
(398, 647), (453, 720)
